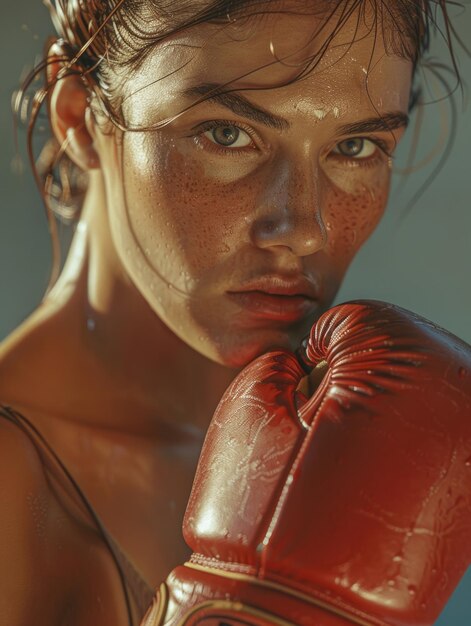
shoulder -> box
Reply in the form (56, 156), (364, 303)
(0, 411), (51, 515)
(0, 305), (67, 426)
(0, 309), (48, 404)
(0, 409), (104, 563)
(0, 414), (74, 622)
(0, 412), (131, 625)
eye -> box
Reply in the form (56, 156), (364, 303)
(203, 123), (253, 149)
(332, 137), (377, 159)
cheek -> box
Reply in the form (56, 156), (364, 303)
(322, 165), (390, 265)
(121, 133), (262, 288)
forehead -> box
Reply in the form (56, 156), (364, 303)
(123, 3), (412, 119)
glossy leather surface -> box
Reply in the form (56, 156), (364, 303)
(142, 301), (471, 626)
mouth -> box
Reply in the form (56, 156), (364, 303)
(226, 275), (320, 323)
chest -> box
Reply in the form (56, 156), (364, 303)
(92, 441), (200, 585)
(38, 415), (204, 589)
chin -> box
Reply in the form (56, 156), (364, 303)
(209, 327), (307, 370)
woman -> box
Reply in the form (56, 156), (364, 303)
(0, 1), (463, 624)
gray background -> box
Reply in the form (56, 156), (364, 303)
(1, 2), (470, 622)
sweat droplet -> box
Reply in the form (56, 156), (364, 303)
(87, 318), (96, 331)
(408, 585), (417, 597)
(465, 456), (471, 467)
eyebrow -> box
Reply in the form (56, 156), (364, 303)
(183, 82), (409, 135)
(183, 82), (289, 131)
(335, 112), (409, 136)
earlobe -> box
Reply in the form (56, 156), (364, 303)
(47, 42), (100, 171)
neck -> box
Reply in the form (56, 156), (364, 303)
(9, 174), (238, 439)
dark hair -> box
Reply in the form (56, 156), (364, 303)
(15, 0), (467, 286)
(41, 0), (464, 125)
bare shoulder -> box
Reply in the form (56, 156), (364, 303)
(0, 413), (54, 533)
(0, 415), (73, 623)
(0, 415), (131, 625)
(0, 304), (53, 397)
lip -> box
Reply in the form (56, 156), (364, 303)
(227, 275), (319, 322)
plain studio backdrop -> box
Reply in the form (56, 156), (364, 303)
(0, 1), (470, 623)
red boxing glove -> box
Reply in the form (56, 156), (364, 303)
(142, 301), (471, 626)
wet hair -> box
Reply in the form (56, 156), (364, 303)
(15, 0), (467, 285)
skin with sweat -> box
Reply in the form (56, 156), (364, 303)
(110, 13), (407, 367)
(0, 4), (411, 623)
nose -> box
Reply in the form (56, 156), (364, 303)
(250, 159), (328, 257)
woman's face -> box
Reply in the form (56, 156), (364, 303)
(95, 4), (412, 367)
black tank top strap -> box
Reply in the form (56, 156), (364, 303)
(0, 404), (154, 625)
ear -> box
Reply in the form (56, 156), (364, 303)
(47, 42), (100, 170)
